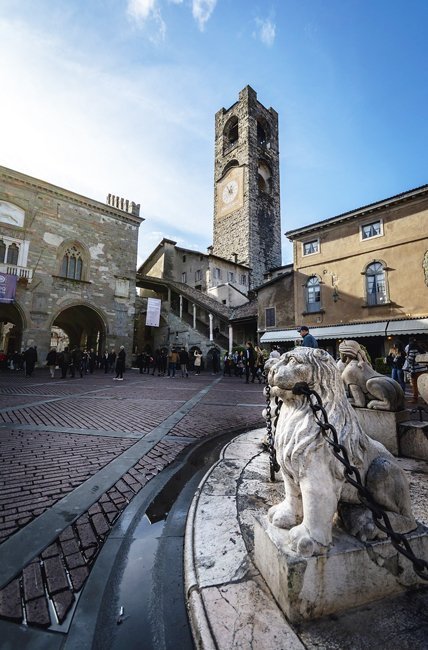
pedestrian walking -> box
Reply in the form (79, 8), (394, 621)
(223, 353), (232, 376)
(386, 343), (406, 391)
(168, 348), (180, 378)
(297, 325), (318, 348)
(194, 350), (202, 375)
(114, 346), (126, 380)
(23, 346), (38, 377)
(179, 347), (189, 377)
(254, 345), (265, 383)
(244, 341), (256, 384)
(46, 348), (57, 378)
(405, 339), (427, 403)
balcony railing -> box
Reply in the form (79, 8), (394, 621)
(0, 263), (33, 282)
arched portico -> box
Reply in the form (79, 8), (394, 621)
(50, 303), (107, 355)
(0, 302), (25, 354)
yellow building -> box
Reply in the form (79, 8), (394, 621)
(262, 184), (428, 361)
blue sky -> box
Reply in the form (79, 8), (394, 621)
(1, 0), (427, 265)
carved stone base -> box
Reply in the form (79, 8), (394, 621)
(254, 514), (428, 623)
(354, 408), (408, 455)
(399, 420), (428, 460)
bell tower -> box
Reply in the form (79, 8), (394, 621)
(212, 86), (282, 288)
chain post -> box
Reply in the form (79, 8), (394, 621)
(263, 373), (281, 481)
(291, 381), (428, 581)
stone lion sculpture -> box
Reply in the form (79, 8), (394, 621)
(266, 347), (416, 557)
(338, 340), (404, 411)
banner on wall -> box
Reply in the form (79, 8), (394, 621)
(0, 273), (17, 304)
(145, 297), (161, 327)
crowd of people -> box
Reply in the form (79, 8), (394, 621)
(1, 329), (427, 401)
(136, 347), (207, 378)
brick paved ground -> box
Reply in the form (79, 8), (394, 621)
(0, 368), (266, 629)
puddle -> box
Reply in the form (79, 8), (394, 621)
(109, 516), (165, 650)
(93, 431), (237, 649)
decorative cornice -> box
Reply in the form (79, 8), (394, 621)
(286, 184), (428, 239)
(0, 165), (144, 227)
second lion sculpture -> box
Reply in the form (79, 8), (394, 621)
(267, 347), (416, 557)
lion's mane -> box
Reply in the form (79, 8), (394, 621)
(269, 347), (367, 477)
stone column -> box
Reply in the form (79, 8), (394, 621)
(179, 295), (183, 319)
(193, 304), (197, 329)
(228, 324), (233, 354)
(209, 313), (213, 341)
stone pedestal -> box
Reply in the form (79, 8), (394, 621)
(254, 515), (428, 623)
(418, 373), (428, 404)
(354, 408), (408, 455)
(399, 420), (428, 460)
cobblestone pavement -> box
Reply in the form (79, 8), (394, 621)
(0, 368), (266, 631)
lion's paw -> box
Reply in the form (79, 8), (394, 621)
(288, 524), (315, 557)
(268, 503), (300, 529)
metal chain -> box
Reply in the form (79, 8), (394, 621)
(263, 374), (281, 481)
(292, 381), (428, 581)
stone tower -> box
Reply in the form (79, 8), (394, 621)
(212, 86), (282, 288)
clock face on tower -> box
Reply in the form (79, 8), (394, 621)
(222, 180), (238, 204)
(217, 167), (243, 217)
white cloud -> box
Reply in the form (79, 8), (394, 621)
(127, 0), (166, 41)
(0, 17), (215, 266)
(127, 0), (216, 36)
(192, 0), (217, 31)
(255, 17), (276, 47)
(128, 0), (157, 21)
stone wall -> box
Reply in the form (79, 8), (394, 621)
(0, 166), (142, 364)
(212, 86), (282, 289)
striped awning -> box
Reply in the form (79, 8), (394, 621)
(386, 318), (428, 336)
(260, 318), (428, 343)
(260, 321), (388, 343)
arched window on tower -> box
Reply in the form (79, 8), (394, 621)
(365, 262), (388, 305)
(223, 116), (239, 153)
(258, 161), (272, 194)
(6, 243), (19, 266)
(305, 276), (321, 313)
(60, 245), (84, 281)
(257, 119), (270, 147)
(0, 240), (6, 263)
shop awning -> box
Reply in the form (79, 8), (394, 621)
(386, 318), (428, 336)
(260, 321), (389, 343)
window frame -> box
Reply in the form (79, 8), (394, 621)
(360, 219), (383, 241)
(302, 238), (320, 257)
(265, 307), (276, 328)
(60, 245), (84, 281)
(364, 261), (388, 306)
(0, 235), (29, 267)
(305, 276), (322, 313)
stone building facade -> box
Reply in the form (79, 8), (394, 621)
(0, 166), (142, 364)
(139, 238), (250, 307)
(212, 86), (282, 289)
(256, 265), (295, 342)
(262, 185), (428, 360)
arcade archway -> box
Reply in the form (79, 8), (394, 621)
(51, 305), (106, 354)
(0, 303), (24, 354)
